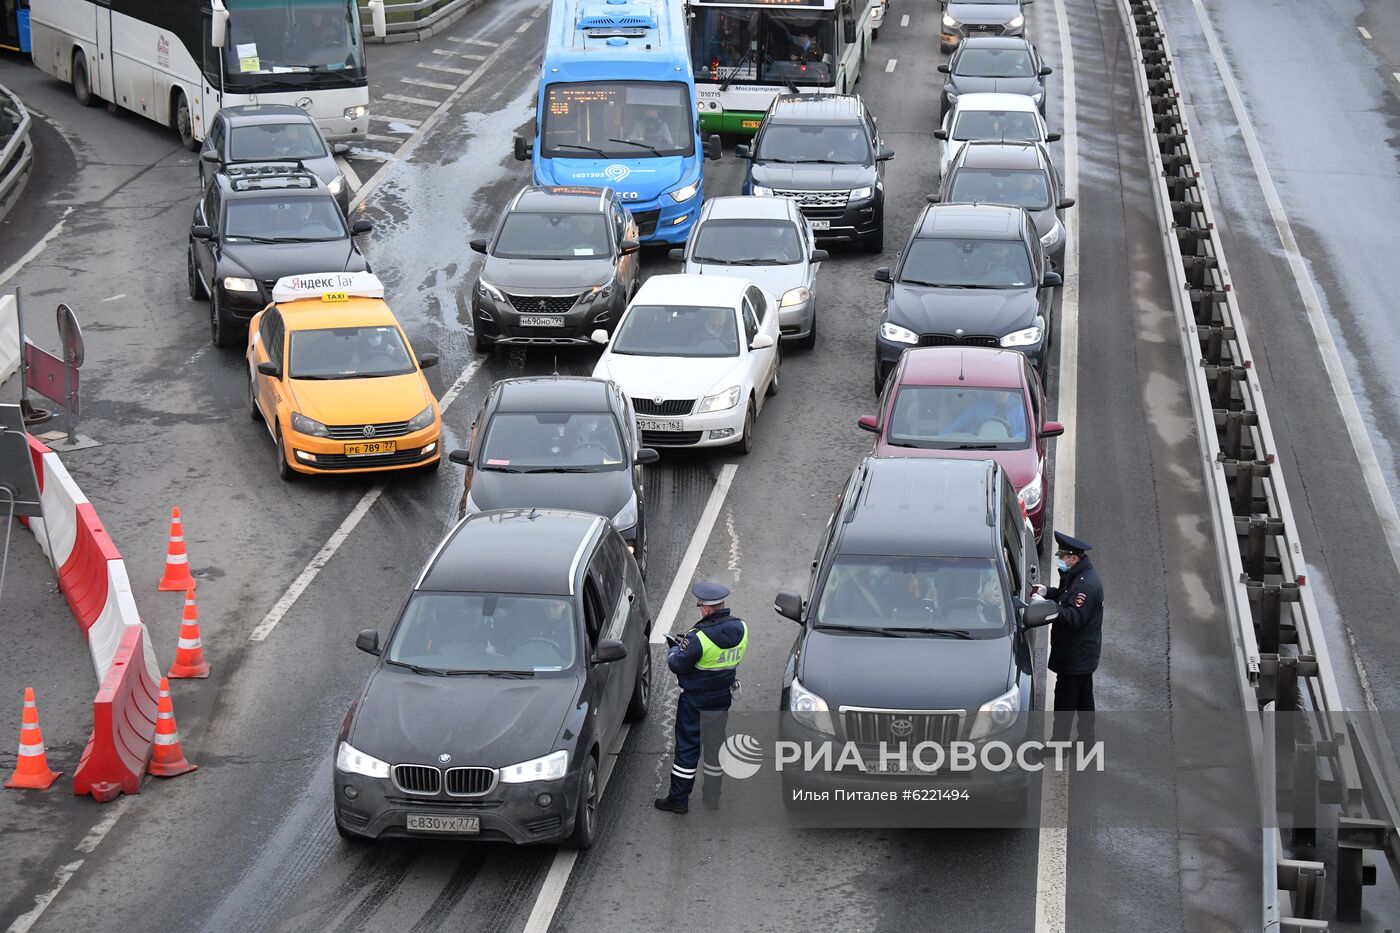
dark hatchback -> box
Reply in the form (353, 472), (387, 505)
(938, 37), (1051, 119)
(188, 164), (372, 347)
(452, 376), (659, 575)
(774, 457), (1056, 807)
(199, 105), (351, 212)
(738, 93), (894, 253)
(935, 141), (1073, 268)
(334, 509), (652, 848)
(873, 203), (1060, 393)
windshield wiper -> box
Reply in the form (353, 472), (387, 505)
(889, 627), (976, 639)
(228, 235), (282, 244)
(386, 660), (448, 676)
(555, 143), (608, 157)
(608, 137), (661, 157)
(524, 466), (599, 474)
(442, 669), (536, 677)
(813, 622), (908, 637)
(479, 465), (533, 473)
(954, 443), (1001, 450)
(271, 236), (343, 243)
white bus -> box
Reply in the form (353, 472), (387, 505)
(689, 0), (883, 135)
(27, 0), (386, 150)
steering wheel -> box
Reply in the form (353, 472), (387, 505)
(940, 596), (985, 614)
(571, 440), (612, 459)
(359, 350), (398, 368)
(977, 416), (1014, 434)
(517, 637), (563, 659)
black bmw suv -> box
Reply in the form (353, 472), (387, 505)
(188, 163), (372, 347)
(738, 94), (894, 253)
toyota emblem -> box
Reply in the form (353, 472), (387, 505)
(296, 97), (313, 111)
(438, 753), (452, 764)
(362, 424), (377, 438)
(889, 718), (914, 738)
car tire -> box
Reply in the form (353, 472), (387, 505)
(872, 26), (880, 41)
(863, 225), (884, 254)
(625, 647), (651, 722)
(248, 374), (262, 422)
(187, 244), (207, 301)
(72, 52), (95, 107)
(210, 292), (240, 348)
(636, 527), (648, 579)
(419, 453), (443, 473)
(275, 428), (297, 482)
(173, 91), (198, 152)
(766, 346), (781, 397)
(471, 317), (493, 353)
(566, 754), (599, 850)
(795, 312), (817, 351)
(737, 401), (755, 456)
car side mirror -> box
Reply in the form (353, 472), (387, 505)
(448, 448), (472, 466)
(592, 638), (628, 664)
(926, 193), (941, 203)
(636, 447), (660, 465)
(937, 64), (951, 74)
(857, 414), (878, 433)
(1041, 271), (1063, 288)
(200, 149), (221, 164)
(668, 247), (685, 261)
(513, 135), (530, 162)
(1040, 65), (1053, 76)
(877, 147), (895, 162)
(705, 134), (722, 161)
(469, 237), (489, 254)
(873, 266), (892, 283)
(332, 142), (351, 156)
(351, 218), (373, 234)
(774, 591), (803, 623)
(590, 328), (610, 345)
(620, 239), (641, 255)
(256, 360), (281, 378)
(1021, 601), (1058, 629)
(734, 143), (751, 159)
(1039, 421), (1065, 438)
(750, 333), (775, 350)
(416, 352), (439, 369)
(810, 249), (828, 262)
(1046, 132), (1062, 142)
(191, 224), (213, 240)
(356, 629), (380, 655)
(1057, 197), (1075, 210)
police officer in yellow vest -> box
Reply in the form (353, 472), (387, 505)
(655, 582), (748, 814)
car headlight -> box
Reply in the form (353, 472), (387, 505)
(751, 184), (774, 197)
(1018, 472), (1043, 511)
(344, 105), (368, 121)
(942, 12), (959, 28)
(328, 175), (345, 196)
(580, 275), (616, 304)
(789, 676), (835, 732)
(670, 181), (699, 203)
(223, 276), (258, 292)
(336, 740), (390, 778)
(849, 185), (875, 200)
(880, 321), (918, 345)
(697, 385), (742, 413)
(1000, 319), (1044, 348)
(945, 87), (960, 100)
(780, 286), (811, 308)
(967, 685), (1021, 740)
(1007, 14), (1025, 29)
(611, 498), (638, 531)
(476, 278), (504, 302)
(499, 749), (569, 783)
(1031, 91), (1045, 104)
(290, 411), (331, 437)
(405, 404), (435, 432)
(1040, 223), (1064, 248)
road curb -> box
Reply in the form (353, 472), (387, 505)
(364, 0), (492, 43)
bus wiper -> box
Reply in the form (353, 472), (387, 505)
(608, 137), (661, 157)
(720, 47), (755, 91)
(556, 143), (609, 157)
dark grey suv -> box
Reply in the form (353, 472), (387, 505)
(934, 141), (1073, 268)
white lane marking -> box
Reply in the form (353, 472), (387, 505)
(885, 58), (897, 72)
(0, 207), (74, 286)
(419, 61), (473, 76)
(335, 156), (363, 192)
(650, 463), (739, 644)
(250, 356), (488, 642)
(1188, 0), (1400, 596)
(448, 35), (497, 47)
(6, 798), (132, 933)
(1393, 71), (1400, 85)
(516, 20), (532, 32)
(458, 52), (488, 61)
(382, 93), (443, 108)
(364, 133), (402, 145)
(101, 293), (125, 302)
(522, 852), (578, 933)
(370, 113), (421, 127)
(344, 149), (395, 163)
(400, 76), (457, 92)
(1358, 26), (1371, 39)
(901, 14), (910, 27)
(1036, 0), (1078, 929)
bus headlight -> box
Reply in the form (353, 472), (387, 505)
(670, 182), (699, 203)
(344, 105), (368, 121)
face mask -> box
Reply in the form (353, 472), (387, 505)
(1056, 558), (1069, 573)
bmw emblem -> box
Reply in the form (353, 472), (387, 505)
(296, 97), (313, 111)
(889, 718), (914, 738)
(363, 424), (377, 438)
(954, 328), (965, 336)
(438, 753), (452, 764)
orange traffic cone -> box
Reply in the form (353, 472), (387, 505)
(157, 506), (196, 592)
(148, 678), (197, 778)
(168, 588), (210, 679)
(5, 688), (62, 790)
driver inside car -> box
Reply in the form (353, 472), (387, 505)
(944, 391), (1027, 439)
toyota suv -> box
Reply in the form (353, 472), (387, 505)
(737, 94), (894, 253)
(774, 456), (1057, 811)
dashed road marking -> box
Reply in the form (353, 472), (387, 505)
(419, 61), (473, 76)
(885, 58), (897, 72)
(448, 35), (497, 47)
(6, 798), (132, 933)
(364, 133), (402, 144)
(650, 463), (739, 644)
(370, 113), (421, 127)
(901, 13), (910, 26)
(382, 93), (444, 108)
(0, 206), (74, 287)
(1358, 26), (1371, 39)
(101, 293), (125, 302)
(344, 149), (395, 162)
(335, 156), (362, 191)
(516, 20), (532, 32)
(400, 76), (457, 92)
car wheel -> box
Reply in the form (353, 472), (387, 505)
(211, 292), (241, 348)
(625, 647), (651, 722)
(566, 754), (599, 850)
(766, 346), (781, 397)
(419, 453), (443, 473)
(795, 311), (817, 351)
(248, 374), (262, 422)
(737, 401), (755, 456)
(72, 52), (95, 107)
(863, 225), (884, 254)
(334, 812), (366, 843)
(174, 91), (198, 152)
(471, 317), (492, 353)
(635, 527), (649, 579)
(187, 245), (207, 301)
(275, 428), (297, 482)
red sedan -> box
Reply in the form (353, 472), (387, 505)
(861, 347), (1063, 542)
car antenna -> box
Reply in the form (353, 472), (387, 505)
(958, 352), (965, 381)
(552, 355), (559, 377)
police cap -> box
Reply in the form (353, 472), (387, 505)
(1053, 531), (1092, 555)
(692, 581), (730, 606)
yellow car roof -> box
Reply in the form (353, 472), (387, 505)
(273, 296), (400, 331)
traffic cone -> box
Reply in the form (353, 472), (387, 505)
(168, 588), (210, 679)
(157, 506), (196, 592)
(148, 678), (197, 778)
(5, 688), (62, 790)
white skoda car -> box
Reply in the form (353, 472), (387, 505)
(591, 274), (781, 454)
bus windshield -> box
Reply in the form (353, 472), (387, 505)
(222, 0), (365, 83)
(541, 81), (693, 159)
(690, 8), (838, 87)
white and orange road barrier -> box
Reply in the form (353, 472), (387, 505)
(5, 687), (62, 790)
(168, 588), (210, 679)
(147, 678), (196, 778)
(157, 506), (196, 592)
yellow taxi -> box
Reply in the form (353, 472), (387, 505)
(246, 272), (442, 479)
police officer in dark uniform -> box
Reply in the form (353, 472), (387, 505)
(1033, 531), (1104, 743)
(655, 582), (748, 814)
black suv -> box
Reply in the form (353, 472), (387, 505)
(188, 163), (372, 347)
(738, 94), (894, 253)
(470, 186), (642, 352)
(774, 457), (1056, 808)
(873, 203), (1060, 391)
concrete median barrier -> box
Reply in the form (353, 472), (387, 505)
(72, 625), (159, 802)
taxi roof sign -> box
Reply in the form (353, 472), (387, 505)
(272, 272), (384, 304)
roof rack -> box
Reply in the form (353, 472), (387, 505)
(223, 161), (319, 191)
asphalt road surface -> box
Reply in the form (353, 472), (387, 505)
(1, 0), (1398, 929)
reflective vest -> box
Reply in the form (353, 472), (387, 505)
(694, 624), (748, 670)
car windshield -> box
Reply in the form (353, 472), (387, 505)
(288, 326), (416, 379)
(386, 592), (576, 674)
(952, 109), (1041, 142)
(223, 0), (366, 81)
(955, 49), (1036, 78)
(691, 219), (803, 265)
(755, 123), (870, 164)
(946, 168), (1051, 210)
(540, 80), (693, 158)
(229, 122), (327, 161)
(224, 197), (345, 241)
(610, 304), (740, 358)
(815, 556), (1009, 634)
(900, 237), (1034, 288)
(480, 412), (626, 472)
(494, 212), (611, 260)
(888, 386), (1029, 449)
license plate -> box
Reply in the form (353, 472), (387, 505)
(344, 440), (398, 457)
(868, 759), (936, 775)
(741, 119), (761, 129)
(519, 315), (564, 327)
(406, 814), (479, 834)
(637, 418), (683, 432)
(811, 220), (831, 230)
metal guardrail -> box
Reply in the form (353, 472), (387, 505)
(358, 0), (489, 41)
(0, 83), (35, 226)
(1117, 0), (1400, 928)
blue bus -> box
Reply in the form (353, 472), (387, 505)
(514, 0), (720, 245)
